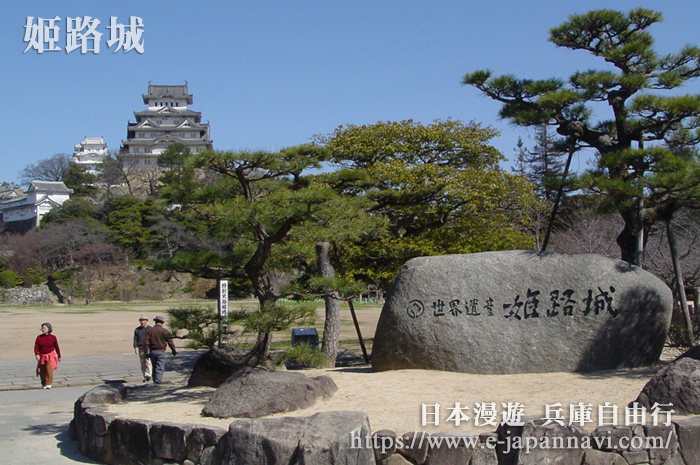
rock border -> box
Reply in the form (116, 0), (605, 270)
(71, 384), (700, 465)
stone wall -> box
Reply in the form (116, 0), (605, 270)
(0, 286), (55, 306)
(71, 385), (700, 465)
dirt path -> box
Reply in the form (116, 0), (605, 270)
(0, 300), (380, 360)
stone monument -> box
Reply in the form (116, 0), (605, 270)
(372, 251), (673, 374)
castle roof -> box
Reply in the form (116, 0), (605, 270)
(78, 136), (106, 145)
(121, 133), (213, 147)
(133, 106), (202, 120)
(27, 181), (73, 194)
(142, 83), (193, 104)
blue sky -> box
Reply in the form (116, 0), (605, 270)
(2, 1), (699, 186)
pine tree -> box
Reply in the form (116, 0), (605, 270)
(464, 8), (700, 264)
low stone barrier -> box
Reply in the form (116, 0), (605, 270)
(0, 286), (54, 305)
(71, 385), (700, 465)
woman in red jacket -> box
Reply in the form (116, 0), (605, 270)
(34, 322), (61, 389)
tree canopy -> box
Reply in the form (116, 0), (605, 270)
(18, 153), (71, 185)
(463, 8), (700, 263)
(315, 119), (540, 285)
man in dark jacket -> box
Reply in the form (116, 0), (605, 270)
(143, 315), (177, 384)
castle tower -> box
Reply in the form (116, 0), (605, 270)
(72, 136), (108, 174)
(120, 82), (213, 167)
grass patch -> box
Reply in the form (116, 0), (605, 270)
(339, 338), (374, 345)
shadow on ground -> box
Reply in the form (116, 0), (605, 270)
(23, 423), (98, 464)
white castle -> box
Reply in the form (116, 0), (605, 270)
(72, 136), (109, 174)
(119, 82), (213, 168)
(0, 181), (73, 233)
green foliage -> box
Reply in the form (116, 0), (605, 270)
(157, 145), (350, 301)
(49, 268), (76, 281)
(513, 126), (568, 202)
(275, 342), (326, 367)
(315, 119), (541, 287)
(22, 267), (45, 287)
(0, 270), (21, 288)
(316, 119), (502, 168)
(464, 8), (700, 263)
(230, 302), (317, 335)
(63, 163), (98, 197)
(288, 275), (364, 301)
(167, 305), (222, 349)
(103, 196), (166, 256)
(48, 268), (77, 289)
(157, 143), (191, 170)
(166, 302), (317, 354)
(157, 143), (195, 192)
(40, 197), (100, 227)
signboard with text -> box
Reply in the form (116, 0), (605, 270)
(219, 279), (229, 318)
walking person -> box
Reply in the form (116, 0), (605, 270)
(143, 315), (177, 384)
(133, 315), (152, 382)
(34, 322), (61, 389)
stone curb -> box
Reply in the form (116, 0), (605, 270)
(71, 384), (700, 465)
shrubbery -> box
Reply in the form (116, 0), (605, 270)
(167, 305), (223, 349)
(0, 270), (21, 288)
(166, 302), (322, 367)
(276, 342), (326, 367)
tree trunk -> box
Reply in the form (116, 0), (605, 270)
(635, 197), (644, 267)
(242, 330), (272, 367)
(316, 242), (341, 368)
(348, 298), (370, 364)
(617, 208), (643, 265)
(541, 139), (575, 253)
(46, 276), (65, 303)
(666, 219), (694, 345)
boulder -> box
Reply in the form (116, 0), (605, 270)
(186, 425), (227, 463)
(79, 385), (126, 405)
(634, 357), (700, 415)
(674, 416), (700, 465)
(645, 424), (677, 465)
(372, 430), (397, 462)
(201, 368), (338, 418)
(425, 433), (477, 464)
(372, 251), (673, 374)
(397, 431), (430, 465)
(109, 418), (155, 465)
(216, 411), (374, 465)
(470, 435), (499, 465)
(518, 420), (588, 465)
(583, 449), (628, 465)
(149, 422), (193, 463)
(187, 348), (243, 388)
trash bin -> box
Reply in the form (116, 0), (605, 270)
(291, 328), (319, 348)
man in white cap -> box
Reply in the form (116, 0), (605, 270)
(143, 315), (177, 384)
(133, 315), (152, 382)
